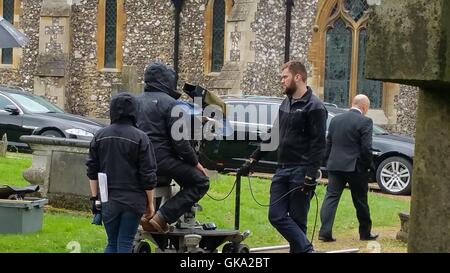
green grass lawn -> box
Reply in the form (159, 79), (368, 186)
(0, 153), (32, 187)
(0, 154), (410, 252)
(0, 212), (106, 253)
(198, 175), (410, 247)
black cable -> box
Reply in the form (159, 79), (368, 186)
(310, 190), (319, 246)
(206, 176), (238, 201)
(246, 176), (320, 246)
(247, 176), (302, 207)
(207, 174), (320, 249)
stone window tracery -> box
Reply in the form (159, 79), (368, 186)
(310, 0), (383, 108)
(324, 0), (382, 108)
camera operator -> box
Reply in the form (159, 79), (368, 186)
(136, 62), (210, 233)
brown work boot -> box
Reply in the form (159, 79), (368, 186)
(140, 215), (154, 232)
(140, 214), (170, 233)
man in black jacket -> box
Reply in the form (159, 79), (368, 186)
(86, 92), (158, 253)
(319, 94), (378, 242)
(136, 61), (210, 232)
(239, 61), (328, 253)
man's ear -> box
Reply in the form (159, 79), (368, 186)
(295, 74), (303, 82)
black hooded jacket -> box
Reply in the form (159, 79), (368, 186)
(136, 62), (199, 166)
(86, 92), (157, 214)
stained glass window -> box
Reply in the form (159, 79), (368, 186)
(323, 0), (382, 108)
(211, 0), (225, 72)
(104, 0), (117, 68)
(1, 0), (14, 65)
(324, 19), (352, 108)
(344, 0), (369, 22)
(357, 29), (382, 108)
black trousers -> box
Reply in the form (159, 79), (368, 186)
(156, 156), (210, 224)
(319, 171), (372, 238)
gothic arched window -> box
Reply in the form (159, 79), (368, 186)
(323, 0), (383, 108)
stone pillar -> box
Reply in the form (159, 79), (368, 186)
(0, 134), (7, 157)
(209, 0), (258, 95)
(34, 0), (72, 109)
(365, 0), (450, 252)
(409, 88), (450, 252)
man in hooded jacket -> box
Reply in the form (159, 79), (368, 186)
(86, 92), (158, 253)
(136, 61), (210, 232)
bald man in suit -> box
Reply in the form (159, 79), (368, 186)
(319, 95), (378, 242)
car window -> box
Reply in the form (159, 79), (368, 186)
(9, 93), (64, 114)
(373, 124), (388, 135)
(0, 95), (12, 110)
(327, 113), (388, 135)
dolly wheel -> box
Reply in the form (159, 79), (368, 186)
(133, 241), (152, 253)
(236, 244), (250, 253)
(222, 243), (234, 253)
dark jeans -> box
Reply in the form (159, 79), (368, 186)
(156, 156), (210, 224)
(268, 166), (314, 253)
(102, 201), (142, 253)
(319, 171), (372, 238)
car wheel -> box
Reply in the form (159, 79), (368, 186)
(41, 130), (64, 138)
(376, 156), (412, 195)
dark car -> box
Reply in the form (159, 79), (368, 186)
(199, 96), (414, 195)
(0, 86), (105, 152)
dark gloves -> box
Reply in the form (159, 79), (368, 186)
(237, 159), (256, 177)
(90, 196), (100, 215)
(302, 176), (317, 193)
(90, 196), (102, 225)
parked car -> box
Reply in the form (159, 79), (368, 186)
(0, 85), (105, 152)
(199, 96), (415, 195)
